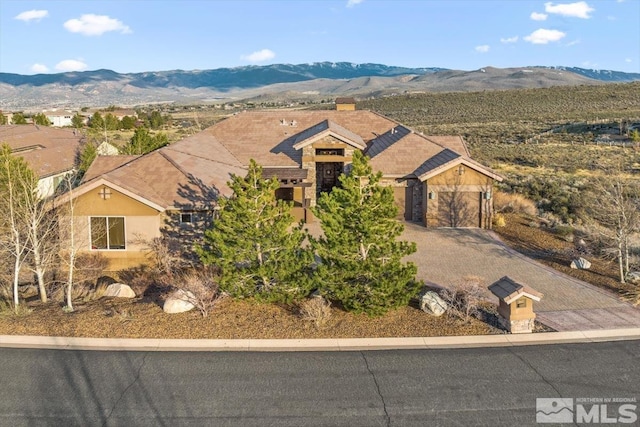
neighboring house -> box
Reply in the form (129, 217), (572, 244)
(55, 102), (502, 270)
(0, 125), (84, 198)
(335, 97), (356, 111)
(45, 110), (74, 127)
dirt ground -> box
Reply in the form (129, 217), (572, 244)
(493, 213), (636, 296)
(0, 296), (505, 339)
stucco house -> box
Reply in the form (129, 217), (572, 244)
(55, 102), (502, 270)
(0, 124), (84, 198)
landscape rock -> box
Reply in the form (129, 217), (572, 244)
(626, 271), (640, 285)
(163, 289), (196, 314)
(570, 257), (591, 270)
(419, 291), (448, 317)
(104, 283), (136, 298)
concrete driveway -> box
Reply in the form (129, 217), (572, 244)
(402, 223), (640, 331)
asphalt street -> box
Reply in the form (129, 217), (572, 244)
(1, 340), (638, 426)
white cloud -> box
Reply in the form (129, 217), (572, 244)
(346, 0), (364, 7)
(241, 49), (276, 63)
(30, 63), (49, 73)
(55, 59), (88, 72)
(63, 14), (132, 36)
(524, 28), (566, 44)
(500, 36), (519, 43)
(475, 45), (490, 53)
(544, 2), (595, 19)
(14, 10), (48, 22)
(625, 58), (633, 63)
(566, 39), (581, 46)
(530, 12), (548, 21)
(582, 60), (598, 68)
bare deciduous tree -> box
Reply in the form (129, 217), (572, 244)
(587, 176), (640, 283)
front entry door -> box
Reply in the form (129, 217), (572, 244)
(316, 162), (343, 196)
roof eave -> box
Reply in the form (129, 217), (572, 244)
(53, 177), (166, 212)
(418, 157), (503, 182)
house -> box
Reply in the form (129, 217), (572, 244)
(45, 110), (74, 127)
(0, 125), (84, 198)
(55, 102), (502, 270)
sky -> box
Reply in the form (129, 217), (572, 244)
(1, 0), (638, 75)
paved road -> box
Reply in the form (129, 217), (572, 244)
(1, 341), (638, 426)
(402, 224), (640, 331)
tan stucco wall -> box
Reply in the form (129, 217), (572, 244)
(73, 185), (162, 270)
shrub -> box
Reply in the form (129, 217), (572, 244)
(440, 276), (487, 323)
(173, 268), (220, 317)
(492, 213), (506, 228)
(493, 191), (537, 216)
(299, 296), (332, 329)
(118, 265), (157, 297)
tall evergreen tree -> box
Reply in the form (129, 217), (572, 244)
(197, 160), (314, 303)
(312, 150), (420, 316)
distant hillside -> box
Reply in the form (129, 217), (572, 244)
(537, 66), (640, 82)
(0, 62), (638, 110)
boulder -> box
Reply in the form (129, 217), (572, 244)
(163, 289), (196, 314)
(104, 283), (136, 298)
(570, 257), (591, 270)
(626, 271), (640, 285)
(419, 291), (448, 317)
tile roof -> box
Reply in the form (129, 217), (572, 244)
(488, 276), (543, 303)
(364, 125), (411, 159)
(0, 125), (83, 178)
(64, 109), (502, 210)
(82, 155), (140, 182)
(292, 119), (365, 149)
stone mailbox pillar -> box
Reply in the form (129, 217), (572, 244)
(488, 276), (543, 334)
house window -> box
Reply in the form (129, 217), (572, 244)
(180, 212), (193, 224)
(316, 148), (344, 156)
(90, 217), (126, 250)
(516, 298), (527, 309)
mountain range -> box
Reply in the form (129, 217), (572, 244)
(1, 62), (639, 110)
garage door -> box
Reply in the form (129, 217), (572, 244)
(436, 191), (481, 227)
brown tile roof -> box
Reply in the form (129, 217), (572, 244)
(292, 119), (365, 149)
(65, 109), (501, 210)
(0, 125), (83, 178)
(82, 155), (140, 182)
(189, 110), (396, 167)
(335, 97), (356, 104)
(423, 135), (470, 157)
(488, 276), (543, 303)
(368, 131), (444, 176)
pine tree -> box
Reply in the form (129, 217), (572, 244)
(313, 150), (420, 316)
(197, 160), (314, 304)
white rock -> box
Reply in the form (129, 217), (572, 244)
(626, 271), (640, 285)
(104, 283), (136, 298)
(419, 291), (448, 316)
(163, 289), (196, 314)
(570, 257), (591, 270)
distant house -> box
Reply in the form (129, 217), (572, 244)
(55, 101), (502, 269)
(0, 125), (83, 197)
(45, 110), (74, 127)
(335, 97), (356, 111)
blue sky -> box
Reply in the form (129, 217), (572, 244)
(1, 0), (638, 75)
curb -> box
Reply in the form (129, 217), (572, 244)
(2, 328), (640, 352)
